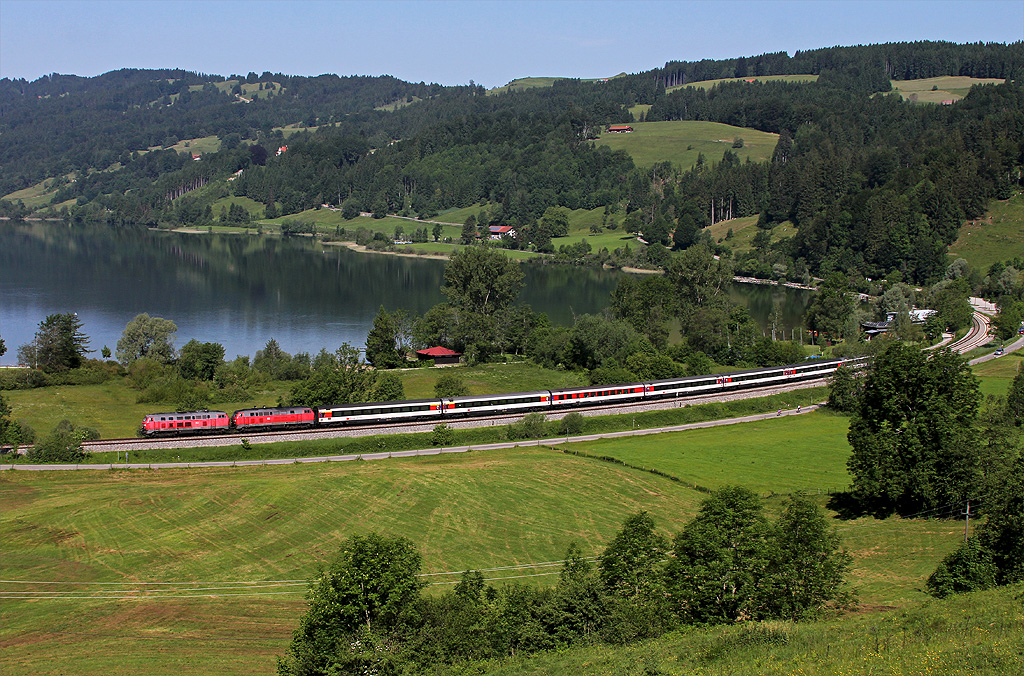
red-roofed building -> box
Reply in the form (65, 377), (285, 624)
(415, 346), (462, 365)
(607, 125), (633, 133)
(489, 225), (517, 240)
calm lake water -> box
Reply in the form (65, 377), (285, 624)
(0, 222), (814, 365)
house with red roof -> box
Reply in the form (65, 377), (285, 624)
(489, 225), (517, 240)
(415, 346), (462, 365)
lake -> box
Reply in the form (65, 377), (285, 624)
(0, 222), (814, 365)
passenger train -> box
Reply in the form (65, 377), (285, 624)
(140, 356), (864, 437)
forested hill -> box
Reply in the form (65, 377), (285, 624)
(657, 40), (1024, 87)
(2, 40), (1023, 284)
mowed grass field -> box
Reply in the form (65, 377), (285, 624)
(1, 409), (973, 674)
(596, 120), (779, 170)
(1, 448), (704, 675)
(889, 75), (1005, 104)
(949, 194), (1024, 271)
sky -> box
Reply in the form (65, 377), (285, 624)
(1, 0), (1022, 87)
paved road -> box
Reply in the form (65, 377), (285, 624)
(0, 404), (823, 472)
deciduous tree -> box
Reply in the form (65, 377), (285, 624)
(434, 372), (468, 398)
(598, 511), (667, 600)
(278, 533), (423, 676)
(442, 247), (523, 315)
(116, 313), (176, 365)
(847, 343), (981, 515)
(666, 486), (772, 623)
(177, 339), (225, 381)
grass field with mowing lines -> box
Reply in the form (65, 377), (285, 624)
(949, 194), (1024, 271)
(596, 120), (778, 170)
(0, 449), (704, 675)
(1, 410), (977, 674)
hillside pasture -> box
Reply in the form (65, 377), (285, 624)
(209, 195), (267, 220)
(889, 75), (1004, 104)
(948, 194), (1024, 271)
(707, 215), (797, 255)
(2, 178), (63, 209)
(596, 121), (778, 170)
(143, 135), (222, 155)
(467, 583), (1023, 676)
(187, 79), (283, 100)
(488, 74), (624, 96)
(669, 74), (819, 91)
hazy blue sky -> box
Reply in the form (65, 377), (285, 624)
(1, 0), (1022, 87)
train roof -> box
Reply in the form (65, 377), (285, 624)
(144, 410), (228, 418)
(318, 397), (441, 409)
(549, 382), (647, 395)
(644, 357), (847, 387)
(231, 406), (313, 415)
(443, 390), (550, 404)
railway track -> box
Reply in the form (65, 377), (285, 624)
(67, 378), (831, 454)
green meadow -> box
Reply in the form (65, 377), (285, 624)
(487, 74), (624, 96)
(889, 75), (1005, 104)
(0, 405), (982, 675)
(2, 361), (587, 438)
(595, 120), (779, 170)
(2, 177), (67, 209)
(564, 411), (851, 495)
(1, 448), (704, 675)
(469, 582), (1023, 676)
(668, 74), (819, 92)
(971, 350), (1023, 399)
(949, 194), (1024, 271)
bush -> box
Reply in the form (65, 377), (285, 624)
(506, 412), (548, 440)
(434, 373), (469, 398)
(927, 538), (998, 598)
(0, 368), (48, 390)
(26, 420), (94, 463)
(558, 412), (587, 436)
(430, 424), (456, 447)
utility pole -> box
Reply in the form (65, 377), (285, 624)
(963, 501), (971, 542)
